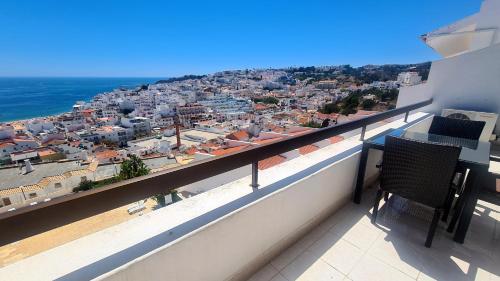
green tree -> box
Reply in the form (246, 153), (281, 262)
(343, 93), (360, 109)
(361, 99), (376, 110)
(73, 179), (95, 192)
(253, 97), (279, 105)
(119, 155), (150, 180)
(340, 107), (357, 115)
(318, 103), (340, 114)
(338, 93), (360, 115)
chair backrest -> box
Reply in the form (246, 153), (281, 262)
(380, 136), (461, 208)
(429, 116), (486, 140)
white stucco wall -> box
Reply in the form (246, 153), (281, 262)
(397, 42), (500, 133)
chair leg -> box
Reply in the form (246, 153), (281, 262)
(384, 191), (389, 202)
(442, 188), (456, 222)
(371, 189), (384, 224)
(425, 209), (441, 248)
(447, 194), (465, 233)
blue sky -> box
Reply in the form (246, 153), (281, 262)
(0, 0), (481, 77)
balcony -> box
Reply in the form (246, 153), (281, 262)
(0, 101), (498, 281)
(247, 189), (499, 281)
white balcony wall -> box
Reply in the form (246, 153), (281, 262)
(397, 42), (500, 133)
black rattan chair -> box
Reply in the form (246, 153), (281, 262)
(429, 116), (485, 140)
(371, 136), (461, 247)
(429, 116), (486, 221)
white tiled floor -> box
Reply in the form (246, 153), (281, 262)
(247, 188), (500, 281)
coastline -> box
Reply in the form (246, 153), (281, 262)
(0, 77), (162, 123)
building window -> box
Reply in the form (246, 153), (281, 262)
(29, 193), (37, 199)
(2, 197), (11, 206)
(55, 183), (62, 188)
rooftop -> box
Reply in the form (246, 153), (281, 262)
(0, 161), (88, 190)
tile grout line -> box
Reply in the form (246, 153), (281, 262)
(272, 222), (333, 278)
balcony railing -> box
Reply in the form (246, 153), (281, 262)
(0, 99), (432, 246)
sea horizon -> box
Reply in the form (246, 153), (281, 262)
(0, 77), (163, 122)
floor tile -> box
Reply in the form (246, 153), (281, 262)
(271, 225), (327, 271)
(248, 263), (279, 281)
(349, 254), (414, 281)
(269, 273), (288, 281)
(329, 220), (381, 251)
(281, 250), (345, 281)
(308, 232), (363, 275)
(418, 251), (471, 281)
(367, 233), (424, 279)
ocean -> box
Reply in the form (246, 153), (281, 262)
(0, 77), (161, 122)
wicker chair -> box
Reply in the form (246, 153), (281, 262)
(371, 136), (461, 247)
(429, 116), (486, 221)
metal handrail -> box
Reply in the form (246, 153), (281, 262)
(0, 99), (432, 246)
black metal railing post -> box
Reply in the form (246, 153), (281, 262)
(404, 111), (410, 122)
(360, 126), (366, 141)
(251, 162), (259, 189)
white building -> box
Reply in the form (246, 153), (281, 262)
(27, 120), (55, 135)
(0, 125), (15, 140)
(94, 126), (132, 146)
(121, 117), (152, 137)
(397, 72), (422, 86)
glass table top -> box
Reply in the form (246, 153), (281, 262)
(365, 128), (491, 167)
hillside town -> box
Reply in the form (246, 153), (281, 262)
(0, 64), (427, 212)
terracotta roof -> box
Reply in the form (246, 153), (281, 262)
(13, 138), (36, 143)
(185, 146), (198, 155)
(200, 142), (219, 148)
(22, 184), (44, 192)
(226, 130), (250, 141)
(42, 139), (66, 146)
(265, 124), (285, 133)
(96, 126), (114, 133)
(210, 145), (250, 156)
(0, 187), (22, 196)
(95, 150), (119, 160)
(38, 148), (57, 157)
(0, 142), (15, 148)
(299, 144), (319, 155)
(254, 104), (269, 111)
(329, 136), (344, 144)
(252, 137), (283, 145)
(288, 129), (313, 136)
(258, 155), (286, 170)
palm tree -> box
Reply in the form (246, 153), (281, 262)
(119, 155), (150, 180)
